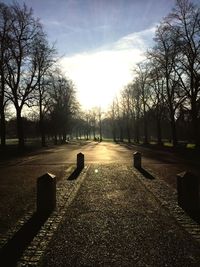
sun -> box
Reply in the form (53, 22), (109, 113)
(60, 46), (144, 111)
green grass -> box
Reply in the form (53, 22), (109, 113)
(163, 142), (196, 149)
(149, 141), (157, 145)
(187, 143), (195, 149)
(163, 142), (173, 147)
(5, 138), (19, 145)
(5, 137), (47, 147)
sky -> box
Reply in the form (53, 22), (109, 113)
(4, 0), (180, 110)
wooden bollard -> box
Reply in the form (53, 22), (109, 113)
(133, 152), (141, 169)
(37, 173), (56, 214)
(177, 171), (200, 214)
(77, 152), (84, 171)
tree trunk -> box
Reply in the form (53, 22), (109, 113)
(0, 109), (6, 147)
(143, 114), (148, 144)
(39, 99), (46, 147)
(135, 104), (140, 143)
(62, 131), (66, 143)
(0, 71), (6, 147)
(54, 134), (57, 145)
(170, 114), (177, 147)
(156, 116), (162, 145)
(112, 123), (116, 142)
(119, 125), (124, 142)
(193, 117), (199, 149)
(16, 109), (24, 149)
(59, 133), (62, 143)
(41, 132), (46, 147)
(99, 120), (102, 141)
(191, 101), (200, 149)
(93, 127), (96, 140)
(39, 116), (46, 147)
(143, 103), (148, 144)
(135, 120), (140, 144)
(127, 119), (131, 143)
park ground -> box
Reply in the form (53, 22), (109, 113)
(1, 140), (200, 265)
(0, 140), (200, 236)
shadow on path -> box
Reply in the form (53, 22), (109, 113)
(136, 167), (155, 180)
(0, 212), (50, 266)
(136, 166), (200, 224)
(186, 211), (200, 224)
(137, 167), (155, 180)
(67, 168), (82, 180)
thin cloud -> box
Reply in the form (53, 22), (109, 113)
(108, 26), (156, 51)
(41, 19), (61, 27)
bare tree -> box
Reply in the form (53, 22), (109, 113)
(132, 80), (142, 143)
(121, 84), (133, 143)
(89, 108), (97, 140)
(106, 0), (200, 147)
(109, 100), (118, 142)
(49, 70), (78, 143)
(97, 107), (103, 141)
(150, 22), (182, 147)
(134, 62), (151, 144)
(0, 3), (12, 147)
(115, 98), (124, 142)
(4, 3), (45, 148)
(33, 35), (56, 146)
(166, 0), (200, 148)
(83, 111), (92, 140)
(148, 59), (166, 145)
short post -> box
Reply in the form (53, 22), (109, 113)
(133, 152), (141, 169)
(177, 171), (200, 215)
(77, 152), (84, 171)
(37, 173), (56, 214)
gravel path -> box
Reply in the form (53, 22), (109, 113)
(40, 164), (200, 267)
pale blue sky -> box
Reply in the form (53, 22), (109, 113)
(4, 0), (175, 55)
(3, 0), (199, 109)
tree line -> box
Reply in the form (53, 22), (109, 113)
(72, 107), (103, 141)
(108, 0), (200, 149)
(0, 2), (79, 149)
(2, 0), (199, 149)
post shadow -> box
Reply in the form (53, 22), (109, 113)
(68, 167), (82, 180)
(0, 211), (50, 266)
(0, 172), (56, 266)
(133, 152), (155, 180)
(68, 153), (84, 180)
(136, 166), (155, 180)
(186, 210), (200, 223)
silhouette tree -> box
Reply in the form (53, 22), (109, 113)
(148, 59), (166, 145)
(134, 62), (151, 144)
(0, 3), (12, 147)
(166, 0), (200, 148)
(33, 35), (56, 147)
(49, 71), (78, 143)
(4, 3), (47, 148)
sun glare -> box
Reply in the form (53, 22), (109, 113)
(59, 27), (157, 111)
(60, 47), (144, 111)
